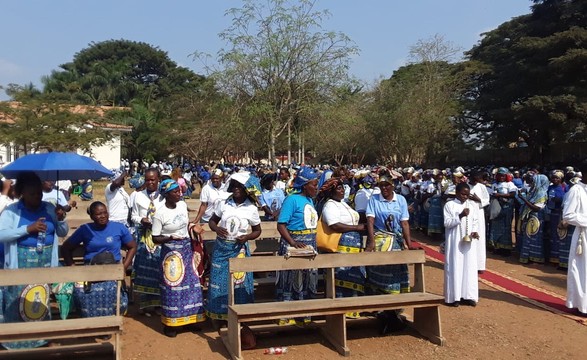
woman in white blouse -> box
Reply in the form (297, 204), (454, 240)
(318, 177), (365, 307)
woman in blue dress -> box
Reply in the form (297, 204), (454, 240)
(61, 201), (137, 318)
(276, 166), (319, 326)
(365, 172), (418, 334)
(518, 174), (549, 264)
(546, 170), (566, 264)
(0, 172), (69, 349)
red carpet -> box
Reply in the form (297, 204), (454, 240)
(414, 241), (587, 325)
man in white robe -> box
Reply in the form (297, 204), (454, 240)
(562, 180), (587, 316)
(444, 183), (480, 307)
(469, 171), (490, 273)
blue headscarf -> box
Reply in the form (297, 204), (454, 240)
(497, 167), (509, 175)
(317, 169), (333, 189)
(292, 166), (318, 190)
(159, 179), (179, 195)
(521, 174), (549, 219)
(129, 175), (145, 189)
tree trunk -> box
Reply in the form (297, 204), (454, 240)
(270, 130), (277, 170)
(287, 122), (291, 166)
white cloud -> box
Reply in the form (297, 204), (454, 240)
(0, 58), (24, 78)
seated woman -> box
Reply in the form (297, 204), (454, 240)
(317, 177), (365, 318)
(0, 172), (69, 350)
(152, 179), (206, 338)
(259, 173), (285, 221)
(61, 201), (137, 318)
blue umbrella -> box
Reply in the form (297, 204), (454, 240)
(0, 152), (113, 181)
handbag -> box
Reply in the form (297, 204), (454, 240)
(316, 216), (342, 253)
(489, 198), (502, 220)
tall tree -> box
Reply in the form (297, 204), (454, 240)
(42, 39), (206, 107)
(202, 0), (359, 168)
(459, 0), (587, 155)
(0, 100), (113, 155)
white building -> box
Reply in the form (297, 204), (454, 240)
(0, 103), (132, 170)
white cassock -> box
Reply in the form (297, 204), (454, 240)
(443, 199), (479, 303)
(562, 182), (587, 313)
(469, 183), (490, 271)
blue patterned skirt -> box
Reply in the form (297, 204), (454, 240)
(1, 246), (52, 350)
(548, 210), (561, 264)
(558, 224), (574, 269)
(519, 210), (545, 263)
(132, 228), (161, 309)
(276, 233), (318, 301)
(159, 238), (206, 327)
(206, 237), (254, 320)
(365, 232), (410, 294)
(489, 201), (514, 250)
(427, 196), (444, 235)
(74, 280), (128, 318)
(334, 231), (366, 298)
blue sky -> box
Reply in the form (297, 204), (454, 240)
(0, 0), (532, 100)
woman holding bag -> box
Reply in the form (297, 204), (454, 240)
(316, 178), (366, 306)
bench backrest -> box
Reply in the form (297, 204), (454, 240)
(0, 264), (125, 286)
(229, 250), (426, 273)
(227, 250), (428, 305)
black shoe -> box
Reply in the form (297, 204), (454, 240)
(445, 301), (459, 307)
(576, 310), (587, 318)
(163, 326), (177, 338)
(378, 311), (407, 335)
(478, 270), (485, 275)
(461, 299), (477, 307)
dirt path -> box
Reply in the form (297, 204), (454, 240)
(63, 195), (586, 359)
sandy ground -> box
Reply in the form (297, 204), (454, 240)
(59, 189), (586, 360)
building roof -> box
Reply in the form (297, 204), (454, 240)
(0, 102), (133, 131)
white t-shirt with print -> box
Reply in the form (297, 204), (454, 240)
(152, 201), (189, 239)
(214, 198), (261, 240)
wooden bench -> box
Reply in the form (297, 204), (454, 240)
(0, 264), (125, 360)
(221, 250), (444, 360)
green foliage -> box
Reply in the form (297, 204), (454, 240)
(206, 0), (359, 168)
(459, 0), (587, 150)
(42, 39), (206, 107)
(0, 100), (113, 155)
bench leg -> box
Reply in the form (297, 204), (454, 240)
(114, 332), (121, 360)
(412, 306), (445, 346)
(222, 310), (243, 360)
(321, 314), (350, 356)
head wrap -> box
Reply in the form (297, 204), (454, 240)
(292, 166), (318, 190)
(317, 169), (333, 189)
(129, 175), (145, 189)
(212, 168), (223, 177)
(378, 174), (393, 185)
(227, 172), (262, 203)
(361, 174), (376, 188)
(497, 167), (509, 175)
(110, 169), (123, 182)
(318, 177), (343, 197)
(159, 179), (179, 195)
(521, 174), (549, 220)
(566, 166), (575, 173)
(552, 170), (564, 179)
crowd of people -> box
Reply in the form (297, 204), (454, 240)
(0, 160), (585, 349)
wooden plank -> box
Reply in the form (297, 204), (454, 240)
(322, 314), (350, 357)
(201, 228), (281, 241)
(229, 250), (426, 273)
(227, 308), (243, 360)
(412, 306), (445, 346)
(0, 342), (114, 360)
(413, 263), (425, 293)
(0, 264), (125, 286)
(230, 292), (443, 321)
(0, 316), (123, 341)
(324, 268), (335, 299)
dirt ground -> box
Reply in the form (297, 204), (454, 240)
(62, 188), (586, 360)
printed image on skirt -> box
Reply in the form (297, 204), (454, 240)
(276, 233), (318, 301)
(335, 231), (366, 298)
(74, 281), (129, 318)
(206, 238), (254, 320)
(1, 246), (53, 350)
(159, 239), (206, 327)
(365, 232), (410, 294)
